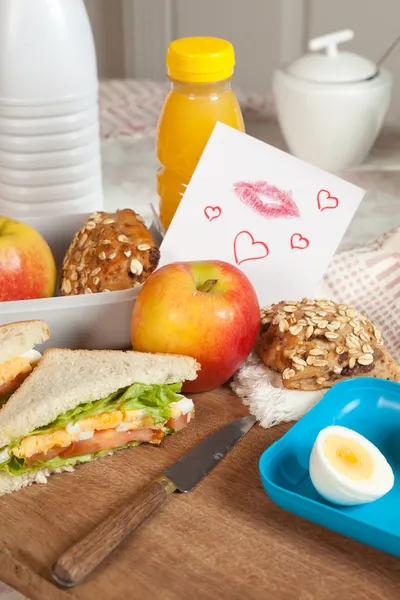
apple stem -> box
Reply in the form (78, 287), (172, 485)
(198, 279), (218, 293)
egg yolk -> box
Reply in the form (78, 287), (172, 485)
(0, 357), (32, 387)
(323, 434), (374, 480)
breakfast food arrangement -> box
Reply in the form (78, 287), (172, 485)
(0, 208), (160, 304)
(0, 29), (399, 600)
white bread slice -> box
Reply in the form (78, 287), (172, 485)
(0, 320), (49, 364)
(0, 348), (199, 447)
(0, 465), (74, 496)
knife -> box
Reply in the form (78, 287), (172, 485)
(52, 414), (256, 588)
(150, 203), (166, 239)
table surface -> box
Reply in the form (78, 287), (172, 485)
(1, 387), (399, 600)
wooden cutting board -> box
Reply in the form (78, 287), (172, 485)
(0, 387), (399, 600)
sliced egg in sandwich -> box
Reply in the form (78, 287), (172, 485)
(0, 320), (49, 405)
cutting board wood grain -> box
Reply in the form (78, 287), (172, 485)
(0, 387), (399, 600)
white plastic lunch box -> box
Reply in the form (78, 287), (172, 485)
(0, 213), (163, 351)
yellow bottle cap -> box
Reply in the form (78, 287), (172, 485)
(166, 37), (235, 83)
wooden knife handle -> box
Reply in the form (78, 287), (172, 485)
(52, 476), (176, 588)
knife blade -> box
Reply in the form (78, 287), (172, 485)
(52, 414), (257, 588)
(163, 414), (256, 492)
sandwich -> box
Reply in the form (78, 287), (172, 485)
(0, 320), (49, 407)
(0, 348), (199, 495)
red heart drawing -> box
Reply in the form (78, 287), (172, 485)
(317, 189), (339, 212)
(290, 233), (309, 250)
(204, 205), (222, 222)
(233, 230), (269, 266)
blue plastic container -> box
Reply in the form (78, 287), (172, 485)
(259, 377), (400, 557)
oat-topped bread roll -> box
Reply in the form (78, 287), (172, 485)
(61, 209), (160, 295)
(258, 299), (400, 391)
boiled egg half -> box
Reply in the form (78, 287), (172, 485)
(309, 425), (394, 506)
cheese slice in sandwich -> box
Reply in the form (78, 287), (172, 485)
(0, 320), (49, 407)
(0, 348), (200, 496)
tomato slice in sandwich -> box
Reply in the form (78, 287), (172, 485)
(24, 413), (192, 468)
(0, 370), (32, 404)
(60, 428), (161, 459)
(167, 414), (191, 431)
(25, 445), (66, 467)
(25, 428), (167, 467)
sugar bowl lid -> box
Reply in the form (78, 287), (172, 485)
(286, 30), (377, 83)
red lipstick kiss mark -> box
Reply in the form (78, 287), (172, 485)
(317, 189), (339, 212)
(233, 181), (300, 219)
(204, 205), (222, 222)
(290, 233), (309, 250)
(234, 230), (269, 266)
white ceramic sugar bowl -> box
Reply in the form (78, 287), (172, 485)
(273, 30), (393, 172)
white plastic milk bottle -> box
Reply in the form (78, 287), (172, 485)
(0, 0), (103, 217)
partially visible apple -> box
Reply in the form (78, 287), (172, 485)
(131, 260), (260, 392)
(0, 216), (56, 301)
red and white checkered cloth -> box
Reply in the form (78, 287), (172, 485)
(99, 80), (168, 141)
(99, 79), (275, 141)
(323, 227), (400, 361)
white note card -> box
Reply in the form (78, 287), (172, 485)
(159, 122), (365, 306)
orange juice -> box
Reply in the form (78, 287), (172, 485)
(157, 37), (245, 230)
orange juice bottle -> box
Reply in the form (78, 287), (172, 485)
(157, 37), (245, 230)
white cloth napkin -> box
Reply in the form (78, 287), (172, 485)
(231, 353), (324, 428)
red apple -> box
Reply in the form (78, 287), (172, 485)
(0, 216), (56, 301)
(131, 260), (260, 392)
